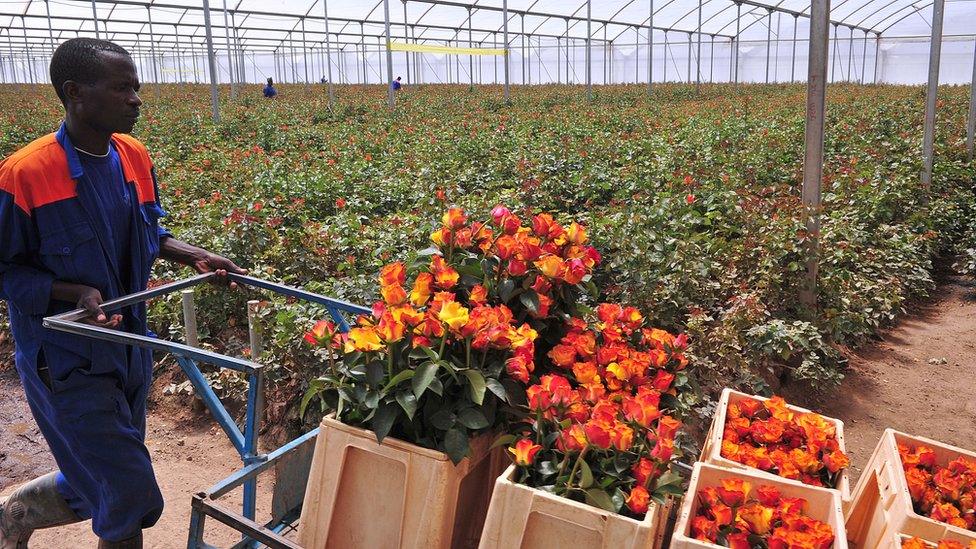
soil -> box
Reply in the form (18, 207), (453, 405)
(1, 275), (974, 547)
(785, 274), (976, 479)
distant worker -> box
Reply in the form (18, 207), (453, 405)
(263, 77), (277, 98)
(391, 76), (402, 91)
(0, 38), (245, 548)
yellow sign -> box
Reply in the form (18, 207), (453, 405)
(387, 41), (506, 56)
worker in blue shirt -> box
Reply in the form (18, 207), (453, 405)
(392, 76), (402, 91)
(263, 77), (277, 98)
(0, 38), (244, 548)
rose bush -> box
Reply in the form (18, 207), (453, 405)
(0, 83), (974, 438)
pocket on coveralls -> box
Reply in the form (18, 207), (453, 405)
(39, 222), (97, 282)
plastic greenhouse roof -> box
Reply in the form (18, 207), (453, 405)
(0, 0), (974, 54)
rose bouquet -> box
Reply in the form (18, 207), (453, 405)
(500, 304), (690, 518)
(902, 537), (976, 549)
(899, 443), (976, 531)
(690, 478), (835, 548)
(301, 206), (602, 463)
(720, 396), (850, 489)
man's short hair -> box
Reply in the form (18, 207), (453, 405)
(50, 38), (131, 104)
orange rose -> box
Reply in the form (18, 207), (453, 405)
(410, 272), (434, 306)
(379, 262), (406, 287)
(717, 478), (751, 507)
(738, 501), (775, 534)
(625, 486), (650, 515)
(381, 283), (407, 306)
(509, 438), (542, 466)
(441, 207), (467, 230)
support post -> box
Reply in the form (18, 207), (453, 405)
(968, 38), (976, 161)
(860, 29), (868, 83)
(147, 8), (159, 97)
(686, 32), (691, 83)
(791, 14), (798, 82)
(847, 27), (854, 81)
(201, 0), (221, 123)
(503, 1), (510, 102)
(874, 33), (880, 83)
(709, 35), (714, 82)
(221, 0), (235, 98)
(648, 0), (653, 95)
(586, 0), (592, 100)
(696, 0), (702, 93)
(403, 0), (410, 83)
(765, 9), (772, 83)
(468, 7), (474, 91)
(301, 18), (309, 87)
(830, 24), (838, 82)
(734, 2), (741, 86)
(920, 0), (945, 189)
(90, 0), (100, 39)
(383, 0), (395, 109)
(182, 290), (199, 347)
(323, 0), (334, 107)
(800, 0), (831, 312)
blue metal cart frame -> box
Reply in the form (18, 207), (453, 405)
(43, 272), (370, 548)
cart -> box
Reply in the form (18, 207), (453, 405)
(44, 272), (369, 549)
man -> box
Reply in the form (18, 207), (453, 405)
(263, 77), (277, 98)
(0, 38), (244, 548)
(392, 76), (402, 91)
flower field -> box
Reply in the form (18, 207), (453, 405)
(1, 83), (974, 432)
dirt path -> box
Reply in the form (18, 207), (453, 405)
(0, 366), (275, 548)
(790, 274), (976, 479)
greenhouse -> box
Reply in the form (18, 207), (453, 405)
(0, 0), (974, 548)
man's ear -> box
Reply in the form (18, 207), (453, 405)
(62, 80), (84, 104)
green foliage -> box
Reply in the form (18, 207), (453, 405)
(0, 83), (973, 426)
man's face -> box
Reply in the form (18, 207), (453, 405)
(73, 51), (142, 134)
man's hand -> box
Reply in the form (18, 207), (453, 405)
(158, 238), (247, 288)
(51, 282), (122, 328)
(191, 252), (248, 288)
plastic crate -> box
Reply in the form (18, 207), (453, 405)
(297, 416), (507, 549)
(477, 464), (670, 549)
(845, 429), (976, 549)
(671, 462), (848, 548)
(700, 388), (852, 502)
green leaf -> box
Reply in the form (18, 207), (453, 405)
(579, 460), (594, 489)
(365, 361), (384, 388)
(485, 378), (508, 402)
(584, 489), (617, 512)
(519, 290), (541, 315)
(443, 427), (469, 465)
(299, 377), (327, 417)
(412, 361), (439, 398)
(490, 434), (516, 450)
(429, 409), (455, 430)
(371, 402), (398, 443)
(498, 278), (515, 302)
(383, 369), (415, 393)
(396, 390), (418, 420)
(653, 470), (684, 490)
(457, 408), (490, 429)
(462, 370), (487, 405)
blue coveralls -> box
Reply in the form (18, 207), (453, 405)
(0, 123), (171, 541)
